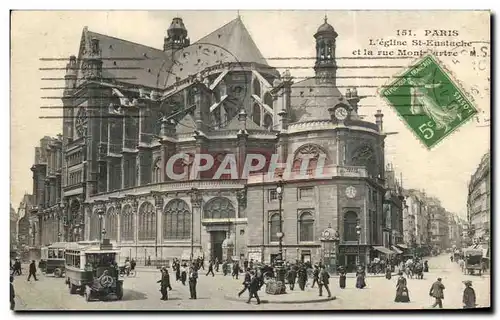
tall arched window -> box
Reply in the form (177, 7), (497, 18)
(252, 103), (261, 126)
(152, 158), (161, 183)
(263, 114), (273, 131)
(344, 211), (358, 241)
(105, 207), (118, 241)
(89, 210), (100, 241)
(299, 212), (314, 242)
(163, 199), (191, 240)
(138, 202), (156, 241)
(120, 205), (135, 241)
(263, 92), (273, 108)
(269, 213), (281, 242)
(203, 197), (235, 219)
(253, 79), (261, 97)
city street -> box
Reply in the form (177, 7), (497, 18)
(12, 254), (490, 310)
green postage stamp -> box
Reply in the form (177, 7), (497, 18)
(380, 54), (478, 149)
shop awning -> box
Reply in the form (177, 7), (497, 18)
(373, 246), (394, 255)
(396, 244), (408, 249)
(391, 246), (403, 254)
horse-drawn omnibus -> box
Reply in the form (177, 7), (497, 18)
(64, 240), (123, 301)
(39, 242), (70, 277)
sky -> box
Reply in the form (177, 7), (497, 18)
(10, 10), (490, 218)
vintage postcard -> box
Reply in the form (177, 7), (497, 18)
(10, 10), (491, 311)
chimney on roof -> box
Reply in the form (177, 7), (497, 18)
(164, 17), (190, 51)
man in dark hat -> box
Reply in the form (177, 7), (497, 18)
(462, 280), (476, 309)
(311, 264), (320, 288)
(318, 266), (332, 298)
(188, 264), (198, 299)
(246, 270), (261, 305)
(27, 260), (38, 281)
(157, 267), (173, 300)
(429, 277), (445, 308)
(238, 269), (252, 297)
(206, 259), (215, 277)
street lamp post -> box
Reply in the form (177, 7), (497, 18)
(97, 209), (104, 242)
(356, 220), (362, 266)
(270, 178), (287, 294)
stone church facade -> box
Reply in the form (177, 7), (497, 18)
(31, 16), (390, 270)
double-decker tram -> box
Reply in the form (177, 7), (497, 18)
(64, 239), (124, 301)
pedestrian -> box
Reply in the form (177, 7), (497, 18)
(232, 261), (240, 279)
(311, 264), (319, 288)
(450, 255), (453, 263)
(385, 265), (392, 280)
(147, 256), (151, 266)
(215, 257), (220, 273)
(249, 259), (254, 271)
(180, 263), (187, 285)
(394, 272), (410, 303)
(338, 266), (346, 289)
(243, 259), (249, 272)
(157, 267), (173, 300)
(27, 260), (38, 281)
(14, 259), (22, 276)
(297, 264), (307, 291)
(10, 275), (15, 310)
(286, 265), (297, 290)
(206, 259), (215, 277)
(429, 277), (445, 308)
(200, 257), (205, 271)
(188, 264), (198, 299)
(423, 260), (429, 272)
(355, 265), (366, 289)
(318, 266), (332, 298)
(130, 258), (136, 272)
(238, 270), (251, 297)
(462, 280), (476, 309)
(246, 271), (261, 305)
(175, 260), (181, 281)
(222, 260), (228, 276)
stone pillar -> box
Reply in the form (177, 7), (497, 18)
(190, 189), (203, 260)
(152, 192), (164, 262)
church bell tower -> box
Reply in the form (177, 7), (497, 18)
(164, 17), (190, 51)
(314, 16), (338, 85)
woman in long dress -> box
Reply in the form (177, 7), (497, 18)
(385, 265), (392, 280)
(355, 266), (366, 289)
(394, 272), (410, 303)
(338, 266), (346, 289)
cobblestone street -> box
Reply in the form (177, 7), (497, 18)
(12, 254), (490, 310)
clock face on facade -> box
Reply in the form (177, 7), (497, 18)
(75, 107), (87, 138)
(334, 106), (348, 121)
(346, 186), (357, 198)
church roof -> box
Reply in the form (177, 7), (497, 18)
(194, 17), (268, 66)
(290, 77), (344, 123)
(85, 30), (173, 89)
(80, 17), (268, 89)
